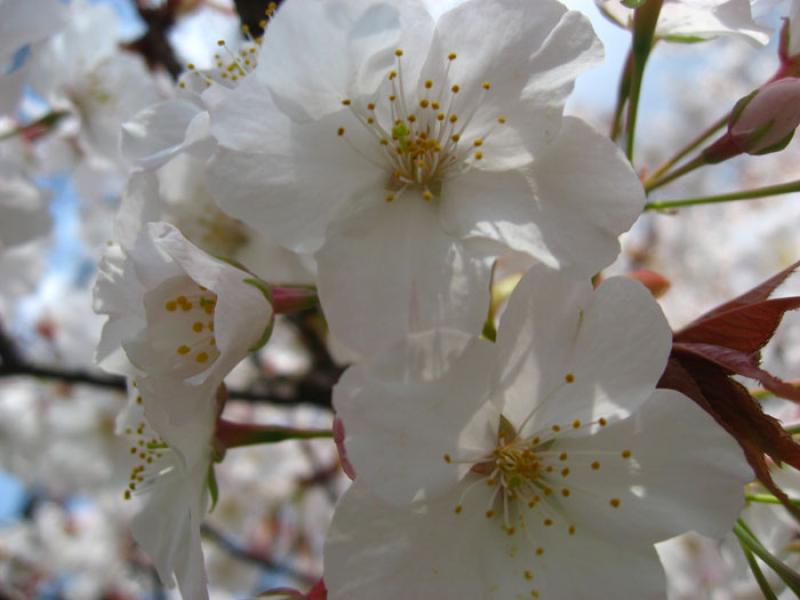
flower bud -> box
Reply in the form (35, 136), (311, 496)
(730, 78), (800, 154)
(704, 78), (800, 162)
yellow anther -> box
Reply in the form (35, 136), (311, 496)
(543, 518), (553, 527)
(565, 373), (575, 383)
(337, 127), (345, 136)
(380, 138), (389, 145)
(454, 505), (463, 514)
(448, 52), (457, 60)
(610, 498), (621, 508)
(241, 24), (250, 33)
(572, 419), (581, 429)
(437, 113), (445, 121)
(559, 452), (568, 461)
(165, 301), (177, 312)
(535, 547), (544, 556)
(443, 453), (452, 463)
(621, 450), (632, 459)
(187, 63), (195, 70)
(485, 510), (495, 519)
(473, 152), (483, 160)
(124, 490), (132, 500)
(568, 525), (576, 535)
(524, 570), (533, 581)
(388, 70), (397, 80)
(192, 322), (204, 333)
(451, 133), (460, 142)
(552, 425), (561, 433)
(367, 103), (375, 110)
(497, 116), (507, 124)
(385, 192), (395, 202)
(367, 117), (375, 124)
(449, 114), (458, 123)
(195, 352), (209, 363)
(599, 417), (608, 427)
(473, 138), (483, 147)
(395, 48), (404, 57)
(482, 81), (492, 90)
(408, 114), (416, 122)
(176, 345), (191, 355)
(389, 95), (396, 102)
(451, 84), (460, 93)
(217, 39), (225, 46)
(422, 190), (433, 201)
(419, 99), (429, 108)
(561, 488), (571, 497)
(431, 101), (440, 110)
(591, 461), (600, 470)
(341, 99), (352, 106)
(561, 468), (570, 477)
(424, 79), (433, 89)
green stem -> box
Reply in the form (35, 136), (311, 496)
(786, 424), (800, 435)
(645, 178), (800, 211)
(644, 113), (728, 186)
(625, 0), (664, 161)
(643, 154), (707, 193)
(746, 493), (800, 507)
(216, 419), (332, 449)
(739, 536), (779, 600)
(610, 49), (633, 141)
(0, 110), (69, 142)
(734, 519), (800, 596)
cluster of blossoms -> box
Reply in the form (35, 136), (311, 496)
(3, 0), (800, 598)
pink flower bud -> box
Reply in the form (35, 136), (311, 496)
(333, 416), (356, 480)
(625, 269), (671, 298)
(729, 78), (800, 155)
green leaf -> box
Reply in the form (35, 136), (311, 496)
(622, 0), (647, 7)
(497, 414), (517, 444)
(243, 277), (275, 352)
(207, 465), (220, 512)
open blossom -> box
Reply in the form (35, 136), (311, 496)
(596, 0), (771, 44)
(326, 265), (751, 598)
(116, 385), (215, 600)
(208, 0), (645, 354)
(94, 222), (273, 597)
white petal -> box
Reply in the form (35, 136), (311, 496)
(131, 459), (209, 600)
(527, 116), (645, 276)
(325, 480), (667, 599)
(560, 389), (751, 548)
(121, 100), (207, 170)
(427, 1), (602, 157)
(496, 266), (671, 433)
(208, 79), (382, 254)
(333, 330), (497, 505)
(259, 0), (430, 121)
(316, 197), (495, 354)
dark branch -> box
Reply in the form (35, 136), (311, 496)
(201, 523), (317, 585)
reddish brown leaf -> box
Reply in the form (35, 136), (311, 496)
(659, 353), (800, 520)
(667, 354), (800, 470)
(674, 342), (800, 402)
(687, 259), (800, 323)
(675, 297), (800, 355)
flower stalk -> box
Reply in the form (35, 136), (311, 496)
(644, 178), (800, 211)
(215, 418), (332, 450)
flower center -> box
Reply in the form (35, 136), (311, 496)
(337, 49), (507, 202)
(142, 278), (220, 378)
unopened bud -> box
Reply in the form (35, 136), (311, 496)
(625, 269), (671, 298)
(704, 78), (800, 162)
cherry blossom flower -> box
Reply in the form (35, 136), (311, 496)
(94, 220), (274, 421)
(116, 385), (215, 600)
(207, 0), (645, 354)
(596, 0), (771, 44)
(326, 265), (752, 599)
(95, 222), (273, 597)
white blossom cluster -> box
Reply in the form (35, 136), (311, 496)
(1, 0), (800, 598)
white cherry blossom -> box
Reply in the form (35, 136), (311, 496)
(207, 0), (645, 354)
(326, 265), (752, 599)
(596, 0), (771, 44)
